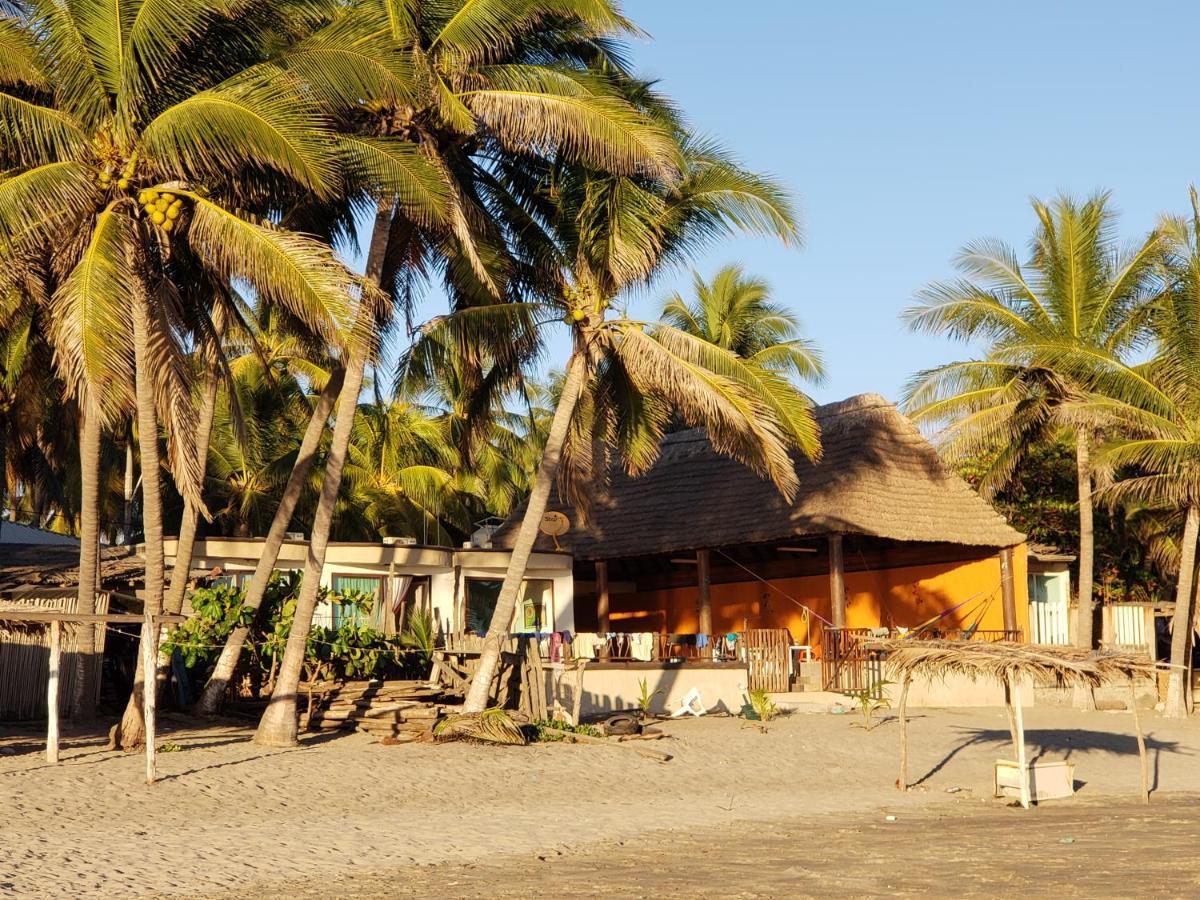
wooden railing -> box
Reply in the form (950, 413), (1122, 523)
(439, 628), (793, 692)
(821, 626), (1022, 694)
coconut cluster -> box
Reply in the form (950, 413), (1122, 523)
(97, 151), (138, 191)
(139, 189), (184, 233)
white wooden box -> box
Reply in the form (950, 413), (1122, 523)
(993, 759), (1076, 802)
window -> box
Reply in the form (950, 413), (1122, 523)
(331, 574), (384, 628)
(211, 572), (251, 591)
(465, 578), (554, 634)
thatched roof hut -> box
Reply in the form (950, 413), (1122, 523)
(0, 544), (143, 593)
(496, 393), (1024, 561)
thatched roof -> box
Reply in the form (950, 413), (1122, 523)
(873, 639), (1154, 688)
(496, 393), (1024, 561)
(0, 544), (143, 592)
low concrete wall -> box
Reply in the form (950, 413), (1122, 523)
(881, 672), (1035, 708)
(576, 663), (749, 718)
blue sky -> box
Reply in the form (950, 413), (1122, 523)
(379, 1), (1200, 405)
(616, 0), (1200, 403)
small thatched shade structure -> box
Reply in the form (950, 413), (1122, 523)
(872, 639), (1156, 807)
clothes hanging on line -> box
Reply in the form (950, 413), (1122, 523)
(573, 632), (601, 659)
(630, 632), (654, 661)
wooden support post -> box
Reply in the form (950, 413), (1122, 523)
(828, 535), (846, 629)
(897, 673), (911, 791)
(1131, 678), (1149, 804)
(1008, 672), (1030, 809)
(143, 612), (158, 785)
(697, 549), (712, 635)
(596, 560), (610, 634)
(999, 547), (1017, 634)
(46, 620), (61, 764)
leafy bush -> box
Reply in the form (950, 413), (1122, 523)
(525, 718), (603, 742)
(162, 573), (430, 700)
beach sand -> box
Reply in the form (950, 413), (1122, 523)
(2, 705), (1199, 897)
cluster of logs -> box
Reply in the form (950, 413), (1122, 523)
(301, 680), (449, 743)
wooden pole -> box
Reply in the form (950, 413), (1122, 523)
(697, 549), (712, 635)
(1008, 672), (1030, 809)
(46, 620), (61, 764)
(596, 561), (610, 634)
(1130, 678), (1149, 804)
(1002, 678), (1019, 750)
(999, 548), (1017, 634)
(828, 535), (846, 629)
(143, 612), (158, 785)
(897, 673), (911, 791)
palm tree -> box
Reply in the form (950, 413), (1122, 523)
(661, 265), (824, 384)
(1061, 189), (1200, 716)
(902, 193), (1163, 705)
(252, 0), (685, 747)
(461, 122), (815, 712)
(0, 0), (372, 746)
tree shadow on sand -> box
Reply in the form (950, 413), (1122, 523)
(914, 728), (1189, 794)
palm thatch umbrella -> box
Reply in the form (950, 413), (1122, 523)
(871, 640), (1155, 807)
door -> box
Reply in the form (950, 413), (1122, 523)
(1028, 571), (1070, 645)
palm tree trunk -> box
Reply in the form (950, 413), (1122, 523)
(463, 349), (588, 713)
(1165, 505), (1200, 717)
(123, 432), (135, 544)
(0, 422), (7, 541)
(70, 404), (101, 719)
(253, 209), (391, 747)
(194, 368), (344, 715)
(118, 285), (167, 751)
(1073, 426), (1097, 710)
(164, 374), (219, 615)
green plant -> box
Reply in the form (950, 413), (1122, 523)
(156, 741), (183, 753)
(526, 718), (604, 742)
(161, 585), (252, 668)
(635, 677), (662, 718)
(743, 687), (779, 730)
(844, 681), (893, 731)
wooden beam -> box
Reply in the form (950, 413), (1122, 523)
(595, 561), (611, 633)
(828, 535), (846, 629)
(46, 619), (61, 764)
(1000, 547), (1018, 634)
(697, 549), (712, 635)
(0, 612), (186, 624)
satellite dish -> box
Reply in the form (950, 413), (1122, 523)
(539, 511), (570, 550)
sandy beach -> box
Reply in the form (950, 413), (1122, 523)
(3, 704), (1200, 897)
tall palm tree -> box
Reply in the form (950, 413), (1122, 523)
(461, 123), (815, 712)
(902, 193), (1163, 705)
(252, 0), (684, 747)
(1061, 189), (1200, 716)
(661, 264), (824, 384)
(0, 0), (373, 746)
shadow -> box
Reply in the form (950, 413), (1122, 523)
(914, 727), (1188, 795)
(155, 746), (309, 782)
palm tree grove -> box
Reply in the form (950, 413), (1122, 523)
(3, 2), (1200, 896)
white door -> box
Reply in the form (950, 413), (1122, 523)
(1028, 572), (1070, 645)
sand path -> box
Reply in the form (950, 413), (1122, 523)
(1, 706), (1198, 897)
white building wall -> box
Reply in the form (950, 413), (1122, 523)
(166, 538), (576, 635)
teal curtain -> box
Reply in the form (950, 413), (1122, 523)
(331, 576), (382, 628)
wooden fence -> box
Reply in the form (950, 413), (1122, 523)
(821, 626), (1022, 695)
(0, 590), (112, 719)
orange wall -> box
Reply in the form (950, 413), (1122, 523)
(608, 545), (1029, 652)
